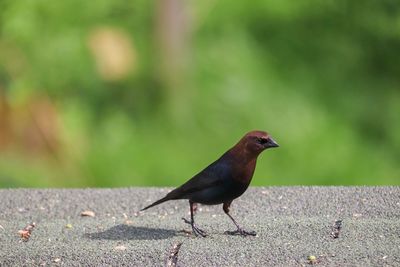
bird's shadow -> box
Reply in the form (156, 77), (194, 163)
(85, 224), (178, 241)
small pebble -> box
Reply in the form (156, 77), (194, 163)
(81, 210), (95, 217)
(308, 255), (317, 264)
(114, 245), (127, 251)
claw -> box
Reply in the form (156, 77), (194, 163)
(182, 217), (191, 225)
(224, 228), (256, 237)
(192, 225), (207, 237)
(181, 217), (207, 237)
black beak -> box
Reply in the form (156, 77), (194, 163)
(266, 137), (279, 148)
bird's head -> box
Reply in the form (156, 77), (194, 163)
(240, 130), (279, 155)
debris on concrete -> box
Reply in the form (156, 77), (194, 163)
(307, 255), (317, 265)
(331, 220), (342, 238)
(18, 222), (36, 241)
(80, 210), (95, 217)
(114, 245), (127, 251)
(166, 242), (183, 267)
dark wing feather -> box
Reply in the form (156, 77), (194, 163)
(168, 158), (233, 199)
(141, 154), (233, 211)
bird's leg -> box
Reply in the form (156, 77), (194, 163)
(223, 202), (256, 237)
(182, 201), (207, 237)
(192, 202), (198, 213)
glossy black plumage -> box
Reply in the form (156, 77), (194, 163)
(141, 130), (279, 237)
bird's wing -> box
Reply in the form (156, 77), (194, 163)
(167, 160), (232, 199)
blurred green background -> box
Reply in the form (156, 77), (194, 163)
(0, 0), (399, 187)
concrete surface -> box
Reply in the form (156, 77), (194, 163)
(0, 187), (399, 266)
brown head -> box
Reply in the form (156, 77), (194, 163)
(234, 130), (279, 157)
(226, 130), (279, 184)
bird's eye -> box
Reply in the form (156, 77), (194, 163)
(258, 138), (268, 144)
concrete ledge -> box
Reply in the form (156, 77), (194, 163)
(0, 187), (399, 266)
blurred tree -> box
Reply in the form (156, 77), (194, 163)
(0, 0), (399, 187)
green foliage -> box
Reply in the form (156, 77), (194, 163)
(0, 0), (399, 187)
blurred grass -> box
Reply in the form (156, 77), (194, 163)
(0, 0), (399, 187)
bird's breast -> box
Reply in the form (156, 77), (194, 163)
(231, 159), (257, 184)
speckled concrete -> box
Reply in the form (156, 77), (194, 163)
(0, 187), (399, 266)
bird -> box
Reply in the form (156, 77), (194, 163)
(141, 130), (279, 237)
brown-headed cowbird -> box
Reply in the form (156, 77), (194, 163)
(141, 130), (279, 237)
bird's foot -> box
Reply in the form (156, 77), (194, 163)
(181, 217), (207, 237)
(181, 217), (192, 226)
(225, 228), (256, 237)
(192, 225), (207, 237)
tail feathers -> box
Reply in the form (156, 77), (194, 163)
(140, 196), (170, 211)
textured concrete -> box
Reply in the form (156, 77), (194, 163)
(0, 187), (399, 266)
